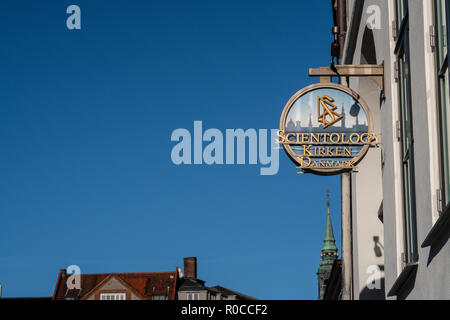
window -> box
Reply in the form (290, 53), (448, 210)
(187, 292), (199, 300)
(396, 0), (407, 29)
(152, 295), (167, 300)
(435, 0), (450, 211)
(395, 0), (419, 264)
(208, 292), (216, 300)
(100, 293), (126, 300)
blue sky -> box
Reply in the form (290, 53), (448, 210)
(0, 0), (341, 299)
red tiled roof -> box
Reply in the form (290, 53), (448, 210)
(52, 269), (178, 300)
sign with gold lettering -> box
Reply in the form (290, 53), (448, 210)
(277, 83), (380, 175)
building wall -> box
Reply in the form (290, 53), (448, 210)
(343, 0), (450, 300)
(404, 0), (450, 300)
(378, 0), (404, 299)
(343, 0), (387, 300)
(349, 75), (385, 300)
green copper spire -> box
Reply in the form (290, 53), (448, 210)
(317, 189), (339, 300)
(321, 207), (338, 255)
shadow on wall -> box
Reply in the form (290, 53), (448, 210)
(373, 236), (384, 257)
(360, 27), (377, 65)
(427, 220), (450, 266)
(396, 267), (418, 300)
(359, 277), (385, 300)
(360, 26), (386, 106)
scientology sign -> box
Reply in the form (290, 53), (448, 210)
(277, 83), (380, 175)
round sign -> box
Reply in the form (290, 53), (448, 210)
(278, 83), (379, 175)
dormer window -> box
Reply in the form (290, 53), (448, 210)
(100, 293), (126, 300)
(187, 292), (199, 300)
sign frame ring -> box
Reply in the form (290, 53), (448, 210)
(279, 82), (374, 175)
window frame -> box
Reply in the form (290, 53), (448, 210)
(434, 0), (450, 212)
(396, 0), (408, 29)
(186, 292), (199, 300)
(100, 293), (126, 300)
(394, 1), (419, 264)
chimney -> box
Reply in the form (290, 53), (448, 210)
(184, 257), (197, 279)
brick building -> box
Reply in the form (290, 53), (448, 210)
(52, 257), (255, 300)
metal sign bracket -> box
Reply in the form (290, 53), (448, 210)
(308, 63), (385, 92)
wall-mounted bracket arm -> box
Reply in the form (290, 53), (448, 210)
(308, 63), (385, 91)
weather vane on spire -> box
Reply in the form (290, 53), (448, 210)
(326, 189), (330, 214)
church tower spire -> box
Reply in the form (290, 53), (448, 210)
(317, 189), (339, 300)
(341, 103), (346, 129)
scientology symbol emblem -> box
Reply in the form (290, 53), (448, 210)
(277, 83), (381, 175)
(317, 95), (343, 129)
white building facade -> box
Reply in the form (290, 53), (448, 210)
(336, 0), (450, 300)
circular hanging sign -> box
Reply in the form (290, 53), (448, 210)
(277, 83), (380, 175)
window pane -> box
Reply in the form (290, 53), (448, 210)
(437, 0), (448, 67)
(396, 0), (405, 27)
(399, 57), (411, 156)
(100, 293), (126, 300)
(441, 69), (450, 203)
(403, 162), (413, 261)
(396, 17), (418, 263)
(435, 0), (450, 206)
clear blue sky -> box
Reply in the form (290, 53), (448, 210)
(0, 0), (341, 299)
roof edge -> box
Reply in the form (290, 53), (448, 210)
(52, 269), (66, 300)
